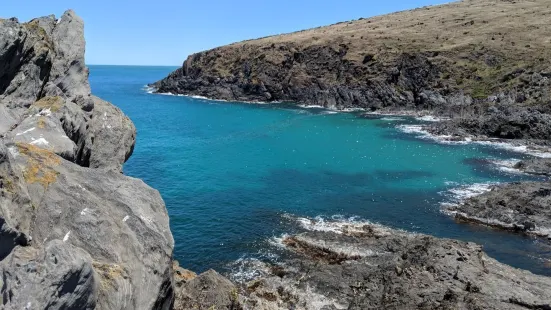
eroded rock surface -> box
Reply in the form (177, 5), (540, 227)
(0, 11), (174, 310)
(173, 269), (239, 310)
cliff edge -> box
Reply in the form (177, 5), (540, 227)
(0, 11), (175, 309)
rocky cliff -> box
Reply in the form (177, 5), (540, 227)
(0, 11), (174, 309)
(153, 0), (550, 140)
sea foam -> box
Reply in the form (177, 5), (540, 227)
(439, 182), (497, 213)
(397, 124), (551, 158)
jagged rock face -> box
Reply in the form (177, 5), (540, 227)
(0, 11), (174, 310)
(429, 104), (551, 144)
(0, 10), (134, 171)
(154, 47), (447, 112)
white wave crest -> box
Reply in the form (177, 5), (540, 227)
(415, 115), (450, 122)
(489, 159), (524, 174)
(295, 215), (373, 234)
(380, 117), (406, 121)
(439, 182), (497, 211)
(143, 85), (156, 94)
(229, 257), (270, 283)
(396, 125), (551, 158)
(284, 214), (409, 237)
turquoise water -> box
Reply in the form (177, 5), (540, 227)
(89, 65), (550, 276)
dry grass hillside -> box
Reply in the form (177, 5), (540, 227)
(155, 0), (551, 112)
(236, 0), (550, 61)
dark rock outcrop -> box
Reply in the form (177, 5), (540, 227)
(515, 158), (551, 177)
(428, 104), (551, 144)
(0, 11), (174, 309)
(445, 182), (551, 239)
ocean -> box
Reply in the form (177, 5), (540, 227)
(89, 65), (550, 278)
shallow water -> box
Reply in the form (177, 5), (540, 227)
(89, 65), (551, 276)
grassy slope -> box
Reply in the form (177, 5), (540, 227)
(192, 0), (551, 102)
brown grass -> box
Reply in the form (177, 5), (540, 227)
(231, 0), (550, 61)
(192, 0), (551, 99)
(37, 117), (46, 129)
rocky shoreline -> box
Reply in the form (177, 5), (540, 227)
(173, 220), (551, 309)
(445, 180), (551, 240)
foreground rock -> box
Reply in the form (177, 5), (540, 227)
(0, 11), (174, 309)
(445, 182), (551, 239)
(174, 222), (551, 309)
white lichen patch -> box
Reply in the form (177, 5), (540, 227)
(63, 231), (71, 242)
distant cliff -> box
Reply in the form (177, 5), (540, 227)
(153, 0), (551, 142)
(0, 11), (174, 309)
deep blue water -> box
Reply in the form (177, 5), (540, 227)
(89, 65), (551, 276)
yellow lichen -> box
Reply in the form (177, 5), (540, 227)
(37, 116), (46, 129)
(92, 262), (127, 289)
(16, 143), (60, 188)
(33, 96), (64, 113)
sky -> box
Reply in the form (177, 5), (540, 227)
(3, 0), (451, 66)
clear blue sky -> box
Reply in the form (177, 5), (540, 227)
(4, 1), (451, 66)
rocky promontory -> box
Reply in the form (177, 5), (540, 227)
(0, 11), (174, 309)
(446, 181), (551, 239)
(152, 0), (550, 125)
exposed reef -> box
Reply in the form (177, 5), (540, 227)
(173, 221), (551, 309)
